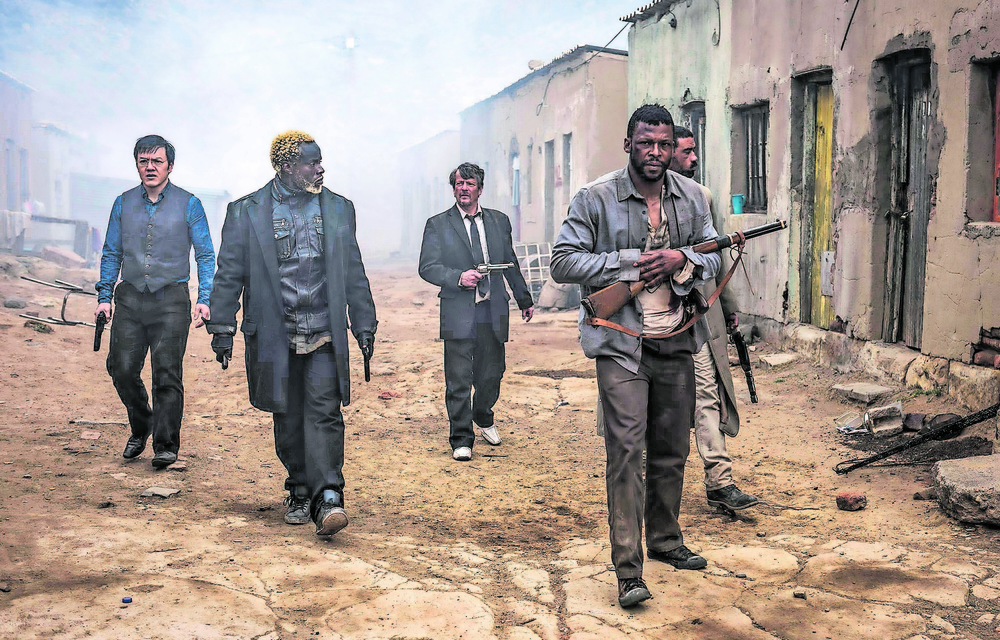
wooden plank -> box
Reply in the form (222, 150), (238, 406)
(810, 84), (835, 329)
(902, 65), (932, 349)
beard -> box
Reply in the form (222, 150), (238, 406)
(677, 167), (697, 179)
(303, 181), (322, 195)
(629, 153), (666, 183)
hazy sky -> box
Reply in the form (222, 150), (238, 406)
(1, 0), (642, 251)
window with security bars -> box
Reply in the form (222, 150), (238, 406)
(741, 104), (769, 211)
(683, 102), (706, 185)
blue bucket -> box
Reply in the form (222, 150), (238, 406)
(732, 194), (746, 215)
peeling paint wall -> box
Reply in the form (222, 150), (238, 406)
(459, 51), (628, 244)
(627, 0), (1000, 363)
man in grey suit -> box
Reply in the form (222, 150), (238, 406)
(552, 105), (720, 608)
(670, 125), (758, 512)
(418, 163), (534, 462)
(207, 130), (377, 538)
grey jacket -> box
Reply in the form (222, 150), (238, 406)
(551, 167), (721, 373)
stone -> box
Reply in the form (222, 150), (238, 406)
(0, 583), (10, 592)
(905, 355), (949, 391)
(140, 486), (181, 498)
(933, 455), (1000, 524)
(913, 488), (938, 501)
(927, 614), (955, 633)
(2, 297), (26, 309)
(758, 353), (798, 369)
(977, 613), (996, 625)
(792, 587), (807, 599)
(40, 245), (87, 268)
(836, 492), (867, 511)
(831, 382), (894, 404)
(410, 298), (424, 306)
(903, 413), (926, 431)
(973, 584), (1000, 600)
(948, 362), (1000, 415)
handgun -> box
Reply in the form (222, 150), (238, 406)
(475, 262), (514, 274)
(94, 311), (107, 352)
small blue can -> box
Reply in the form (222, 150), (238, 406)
(122, 597), (132, 604)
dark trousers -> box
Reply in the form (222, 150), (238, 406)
(272, 344), (345, 509)
(444, 301), (506, 450)
(106, 282), (191, 455)
(596, 332), (696, 580)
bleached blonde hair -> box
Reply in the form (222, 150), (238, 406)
(270, 130), (316, 172)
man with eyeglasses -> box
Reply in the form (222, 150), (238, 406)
(95, 134), (215, 469)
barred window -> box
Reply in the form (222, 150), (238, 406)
(741, 104), (769, 211)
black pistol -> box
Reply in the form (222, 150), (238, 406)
(731, 329), (758, 403)
(94, 311), (107, 352)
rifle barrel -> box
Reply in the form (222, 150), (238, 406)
(693, 220), (787, 254)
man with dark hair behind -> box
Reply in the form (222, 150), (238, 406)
(418, 162), (534, 462)
(552, 105), (721, 608)
(207, 130), (377, 538)
(95, 134), (215, 469)
(670, 125), (758, 514)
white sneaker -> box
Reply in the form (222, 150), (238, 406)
(480, 426), (501, 446)
(452, 447), (472, 461)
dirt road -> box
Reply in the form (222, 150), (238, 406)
(1, 258), (998, 639)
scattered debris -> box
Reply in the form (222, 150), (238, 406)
(122, 597), (133, 604)
(140, 487), (181, 498)
(903, 413), (925, 431)
(0, 584), (10, 593)
(933, 455), (1000, 525)
(70, 419), (127, 427)
(79, 430), (101, 440)
(928, 614), (955, 633)
(792, 587), (807, 599)
(836, 492), (867, 511)
(2, 297), (26, 309)
(410, 298), (424, 306)
(865, 401), (904, 438)
(378, 390), (401, 400)
(835, 411), (867, 434)
(23, 320), (53, 333)
(913, 488), (938, 501)
(98, 501), (115, 509)
(735, 572), (748, 579)
(921, 413), (962, 441)
(831, 382), (894, 404)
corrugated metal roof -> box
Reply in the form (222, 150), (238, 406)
(460, 44), (627, 113)
(621, 0), (681, 23)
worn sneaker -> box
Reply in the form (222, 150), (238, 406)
(647, 545), (708, 570)
(617, 577), (652, 608)
(314, 490), (349, 537)
(479, 426), (501, 446)
(453, 447), (472, 461)
(707, 484), (759, 511)
(282, 493), (311, 525)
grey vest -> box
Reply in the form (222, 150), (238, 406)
(119, 182), (192, 294)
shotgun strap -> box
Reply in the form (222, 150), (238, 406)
(585, 244), (745, 340)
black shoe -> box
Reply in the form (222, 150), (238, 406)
(707, 484), (759, 511)
(313, 489), (348, 537)
(122, 435), (148, 459)
(647, 545), (707, 570)
(283, 491), (311, 525)
(151, 451), (177, 469)
(617, 577), (652, 608)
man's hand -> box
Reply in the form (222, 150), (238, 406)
(635, 249), (687, 288)
(192, 303), (211, 328)
(211, 334), (233, 370)
(358, 331), (375, 361)
(95, 302), (112, 322)
(522, 307), (534, 322)
(725, 313), (739, 334)
(459, 269), (485, 288)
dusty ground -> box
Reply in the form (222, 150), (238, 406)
(0, 257), (998, 639)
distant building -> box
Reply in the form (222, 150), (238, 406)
(0, 70), (33, 251)
(398, 130), (460, 257)
(625, 0), (1000, 376)
(459, 45), (629, 243)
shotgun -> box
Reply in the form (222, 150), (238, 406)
(580, 220), (787, 320)
(731, 328), (758, 403)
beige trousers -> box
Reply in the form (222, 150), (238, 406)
(693, 342), (733, 491)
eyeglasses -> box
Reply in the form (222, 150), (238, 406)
(138, 158), (167, 167)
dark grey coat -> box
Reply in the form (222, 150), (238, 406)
(208, 183), (377, 412)
(418, 205), (533, 342)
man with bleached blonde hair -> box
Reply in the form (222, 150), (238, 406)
(207, 131), (377, 537)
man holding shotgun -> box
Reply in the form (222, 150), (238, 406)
(551, 104), (721, 608)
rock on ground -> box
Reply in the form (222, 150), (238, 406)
(933, 454), (1000, 525)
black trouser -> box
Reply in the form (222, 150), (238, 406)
(106, 282), (191, 455)
(444, 300), (506, 450)
(596, 331), (696, 580)
(272, 344), (345, 510)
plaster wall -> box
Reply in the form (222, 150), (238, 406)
(398, 130), (460, 257)
(459, 51), (628, 244)
(627, 0), (1000, 362)
(0, 74), (34, 213)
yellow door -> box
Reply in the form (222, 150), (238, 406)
(810, 84), (834, 328)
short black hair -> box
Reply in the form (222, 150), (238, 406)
(133, 135), (175, 165)
(449, 162), (485, 188)
(673, 125), (695, 140)
(626, 104), (674, 138)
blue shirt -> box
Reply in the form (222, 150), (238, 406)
(97, 181), (215, 305)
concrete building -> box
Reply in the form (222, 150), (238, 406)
(624, 0), (1000, 374)
(459, 45), (629, 244)
(0, 71), (33, 251)
(398, 130), (460, 257)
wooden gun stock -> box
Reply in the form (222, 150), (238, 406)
(581, 220), (787, 320)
